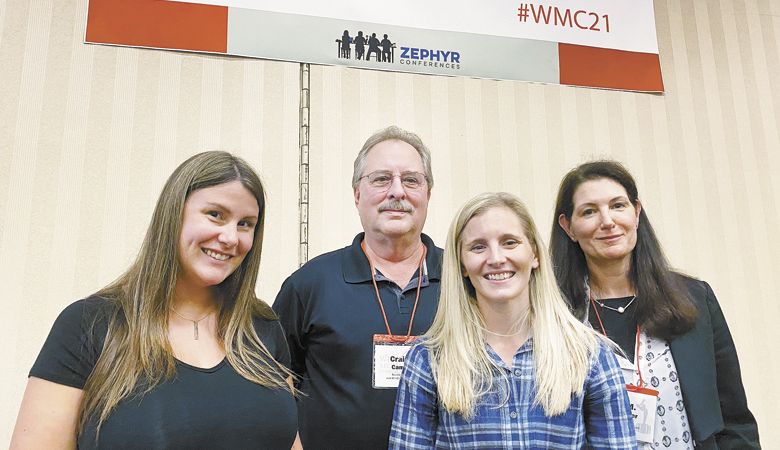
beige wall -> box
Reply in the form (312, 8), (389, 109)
(0, 0), (303, 441)
(2, 0), (779, 446)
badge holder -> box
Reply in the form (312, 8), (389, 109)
(362, 241), (427, 389)
(372, 334), (418, 389)
(626, 383), (658, 443)
(626, 327), (659, 444)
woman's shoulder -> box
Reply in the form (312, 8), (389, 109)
(671, 272), (714, 306)
(672, 272), (709, 292)
(404, 339), (435, 371)
(249, 300), (282, 331)
(55, 295), (119, 338)
(53, 295), (117, 333)
(397, 340), (438, 392)
(249, 302), (291, 363)
(589, 336), (623, 373)
(30, 296), (117, 389)
(583, 337), (628, 398)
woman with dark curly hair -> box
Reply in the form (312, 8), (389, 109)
(551, 160), (759, 449)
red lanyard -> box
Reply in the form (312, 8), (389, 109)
(361, 241), (427, 339)
(589, 294), (646, 388)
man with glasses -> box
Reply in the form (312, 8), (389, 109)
(273, 126), (442, 449)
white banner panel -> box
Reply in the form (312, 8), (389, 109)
(168, 0), (659, 54)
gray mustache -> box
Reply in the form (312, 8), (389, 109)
(379, 200), (413, 213)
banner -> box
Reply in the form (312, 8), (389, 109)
(85, 0), (664, 92)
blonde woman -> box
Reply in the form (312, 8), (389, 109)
(11, 152), (297, 449)
(389, 192), (635, 449)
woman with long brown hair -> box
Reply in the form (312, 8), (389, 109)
(551, 160), (759, 449)
(11, 151), (297, 449)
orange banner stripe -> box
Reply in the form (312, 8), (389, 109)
(559, 44), (664, 92)
(86, 0), (228, 53)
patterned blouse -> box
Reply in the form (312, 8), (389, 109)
(617, 331), (693, 449)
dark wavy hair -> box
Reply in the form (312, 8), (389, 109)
(550, 160), (697, 340)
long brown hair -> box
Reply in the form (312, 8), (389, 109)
(550, 160), (697, 339)
(81, 151), (294, 434)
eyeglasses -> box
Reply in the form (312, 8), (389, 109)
(359, 170), (428, 190)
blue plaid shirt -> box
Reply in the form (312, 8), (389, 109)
(390, 338), (636, 449)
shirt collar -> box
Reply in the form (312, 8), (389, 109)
(485, 338), (534, 370)
(342, 232), (442, 283)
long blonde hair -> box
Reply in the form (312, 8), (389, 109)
(426, 192), (602, 418)
(81, 151), (295, 434)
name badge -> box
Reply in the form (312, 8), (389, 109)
(626, 384), (659, 444)
(372, 334), (418, 389)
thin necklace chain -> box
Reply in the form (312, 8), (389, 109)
(482, 312), (531, 337)
(594, 295), (637, 314)
(483, 327), (528, 337)
(170, 306), (214, 340)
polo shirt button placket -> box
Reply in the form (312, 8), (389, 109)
(513, 369), (521, 377)
(399, 292), (407, 314)
(509, 411), (518, 419)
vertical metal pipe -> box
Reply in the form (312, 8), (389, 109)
(298, 63), (311, 267)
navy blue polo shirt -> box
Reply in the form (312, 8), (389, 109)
(273, 233), (443, 450)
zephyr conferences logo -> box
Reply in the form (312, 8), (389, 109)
(335, 29), (461, 70)
(398, 47), (461, 69)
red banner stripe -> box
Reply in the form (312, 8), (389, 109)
(86, 0), (228, 53)
(559, 43), (663, 92)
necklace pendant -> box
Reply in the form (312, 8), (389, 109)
(194, 322), (199, 340)
(617, 306), (625, 313)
